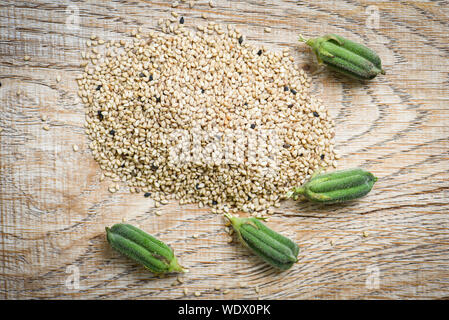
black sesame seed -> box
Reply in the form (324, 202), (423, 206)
(291, 88), (297, 95)
(212, 200), (218, 205)
(149, 74), (153, 81)
(299, 153), (304, 157)
(250, 123), (256, 129)
(139, 72), (145, 77)
(97, 110), (104, 121)
(284, 86), (289, 92)
(180, 17), (184, 24)
(238, 36), (243, 45)
(151, 164), (159, 171)
(283, 143), (291, 148)
(288, 104), (294, 108)
(0, 82), (2, 87)
(195, 183), (199, 190)
(144, 192), (151, 198)
(96, 85), (102, 91)
(313, 111), (319, 117)
(120, 163), (125, 168)
(244, 102), (248, 106)
(321, 154), (325, 160)
(201, 88), (205, 94)
(257, 49), (262, 56)
(109, 129), (116, 136)
(247, 195), (252, 201)
(155, 96), (161, 103)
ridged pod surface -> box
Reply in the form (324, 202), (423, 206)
(287, 168), (377, 204)
(106, 223), (185, 274)
(225, 214), (299, 271)
(299, 34), (385, 80)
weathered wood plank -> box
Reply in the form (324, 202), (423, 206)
(0, 0), (448, 299)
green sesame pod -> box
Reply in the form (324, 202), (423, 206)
(329, 34), (382, 70)
(225, 214), (299, 271)
(299, 34), (385, 80)
(251, 218), (299, 257)
(106, 223), (185, 274)
(287, 168), (377, 204)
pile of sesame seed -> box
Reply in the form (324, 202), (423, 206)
(77, 16), (337, 214)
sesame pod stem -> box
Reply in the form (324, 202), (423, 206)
(106, 223), (186, 274)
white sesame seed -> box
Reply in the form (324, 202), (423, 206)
(73, 144), (79, 152)
(264, 27), (272, 33)
(56, 75), (61, 82)
(42, 125), (50, 131)
(77, 18), (337, 213)
(24, 55), (30, 61)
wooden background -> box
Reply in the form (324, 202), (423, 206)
(1, 0), (448, 300)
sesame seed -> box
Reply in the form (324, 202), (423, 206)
(179, 17), (184, 24)
(24, 55), (30, 61)
(43, 125), (50, 131)
(264, 27), (271, 33)
(76, 18), (337, 213)
(56, 75), (61, 82)
(73, 144), (79, 152)
(144, 192), (151, 198)
(194, 291), (201, 297)
(313, 111), (319, 117)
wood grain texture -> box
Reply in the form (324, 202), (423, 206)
(1, 0), (448, 300)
